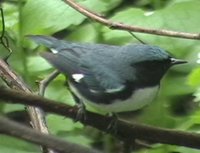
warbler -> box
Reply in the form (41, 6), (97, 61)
(29, 35), (187, 114)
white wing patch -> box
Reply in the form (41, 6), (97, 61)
(50, 48), (59, 54)
(89, 85), (124, 94)
(89, 89), (99, 93)
(72, 74), (84, 83)
(105, 85), (125, 93)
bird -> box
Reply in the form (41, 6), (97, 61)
(28, 35), (187, 114)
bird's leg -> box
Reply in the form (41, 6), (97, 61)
(107, 113), (119, 134)
(67, 85), (87, 122)
(75, 99), (87, 122)
(121, 140), (132, 153)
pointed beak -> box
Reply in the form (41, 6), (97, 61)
(170, 58), (187, 65)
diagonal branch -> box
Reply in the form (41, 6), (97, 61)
(64, 0), (200, 40)
(0, 88), (200, 150)
(0, 116), (101, 153)
(0, 59), (54, 153)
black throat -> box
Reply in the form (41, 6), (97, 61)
(132, 60), (171, 87)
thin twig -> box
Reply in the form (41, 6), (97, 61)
(64, 0), (200, 40)
(0, 116), (101, 153)
(128, 32), (146, 44)
(0, 8), (5, 39)
(38, 70), (60, 153)
(39, 70), (60, 96)
(0, 88), (200, 150)
(0, 8), (12, 60)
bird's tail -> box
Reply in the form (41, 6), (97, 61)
(27, 35), (75, 50)
(27, 35), (59, 47)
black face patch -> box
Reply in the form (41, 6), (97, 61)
(132, 59), (171, 87)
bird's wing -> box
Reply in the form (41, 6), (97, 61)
(41, 52), (80, 74)
(76, 61), (125, 93)
(29, 35), (125, 93)
(41, 51), (125, 93)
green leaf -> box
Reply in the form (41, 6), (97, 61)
(21, 0), (122, 35)
(67, 24), (99, 42)
(162, 74), (194, 97)
(47, 115), (91, 147)
(100, 0), (122, 11)
(0, 3), (19, 32)
(188, 68), (200, 87)
(27, 56), (52, 73)
(44, 76), (75, 106)
(3, 104), (24, 113)
(21, 0), (84, 35)
(102, 0), (200, 57)
(0, 136), (39, 153)
(194, 88), (200, 102)
(47, 115), (83, 133)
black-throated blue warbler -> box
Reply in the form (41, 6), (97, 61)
(29, 35), (187, 114)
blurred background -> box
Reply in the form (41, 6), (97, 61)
(0, 0), (200, 153)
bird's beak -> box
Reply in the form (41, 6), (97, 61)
(170, 58), (187, 65)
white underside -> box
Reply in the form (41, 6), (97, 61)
(69, 83), (159, 113)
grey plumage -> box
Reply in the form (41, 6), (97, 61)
(28, 35), (186, 112)
(28, 35), (171, 91)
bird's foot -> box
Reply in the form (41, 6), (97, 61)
(74, 102), (87, 122)
(107, 113), (119, 134)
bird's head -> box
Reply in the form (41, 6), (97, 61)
(122, 44), (187, 87)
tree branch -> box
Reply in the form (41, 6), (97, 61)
(64, 0), (200, 40)
(0, 88), (200, 150)
(0, 116), (101, 153)
(0, 59), (54, 153)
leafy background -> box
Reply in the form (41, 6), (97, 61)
(0, 0), (200, 152)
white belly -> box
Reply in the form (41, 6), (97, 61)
(69, 83), (159, 113)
